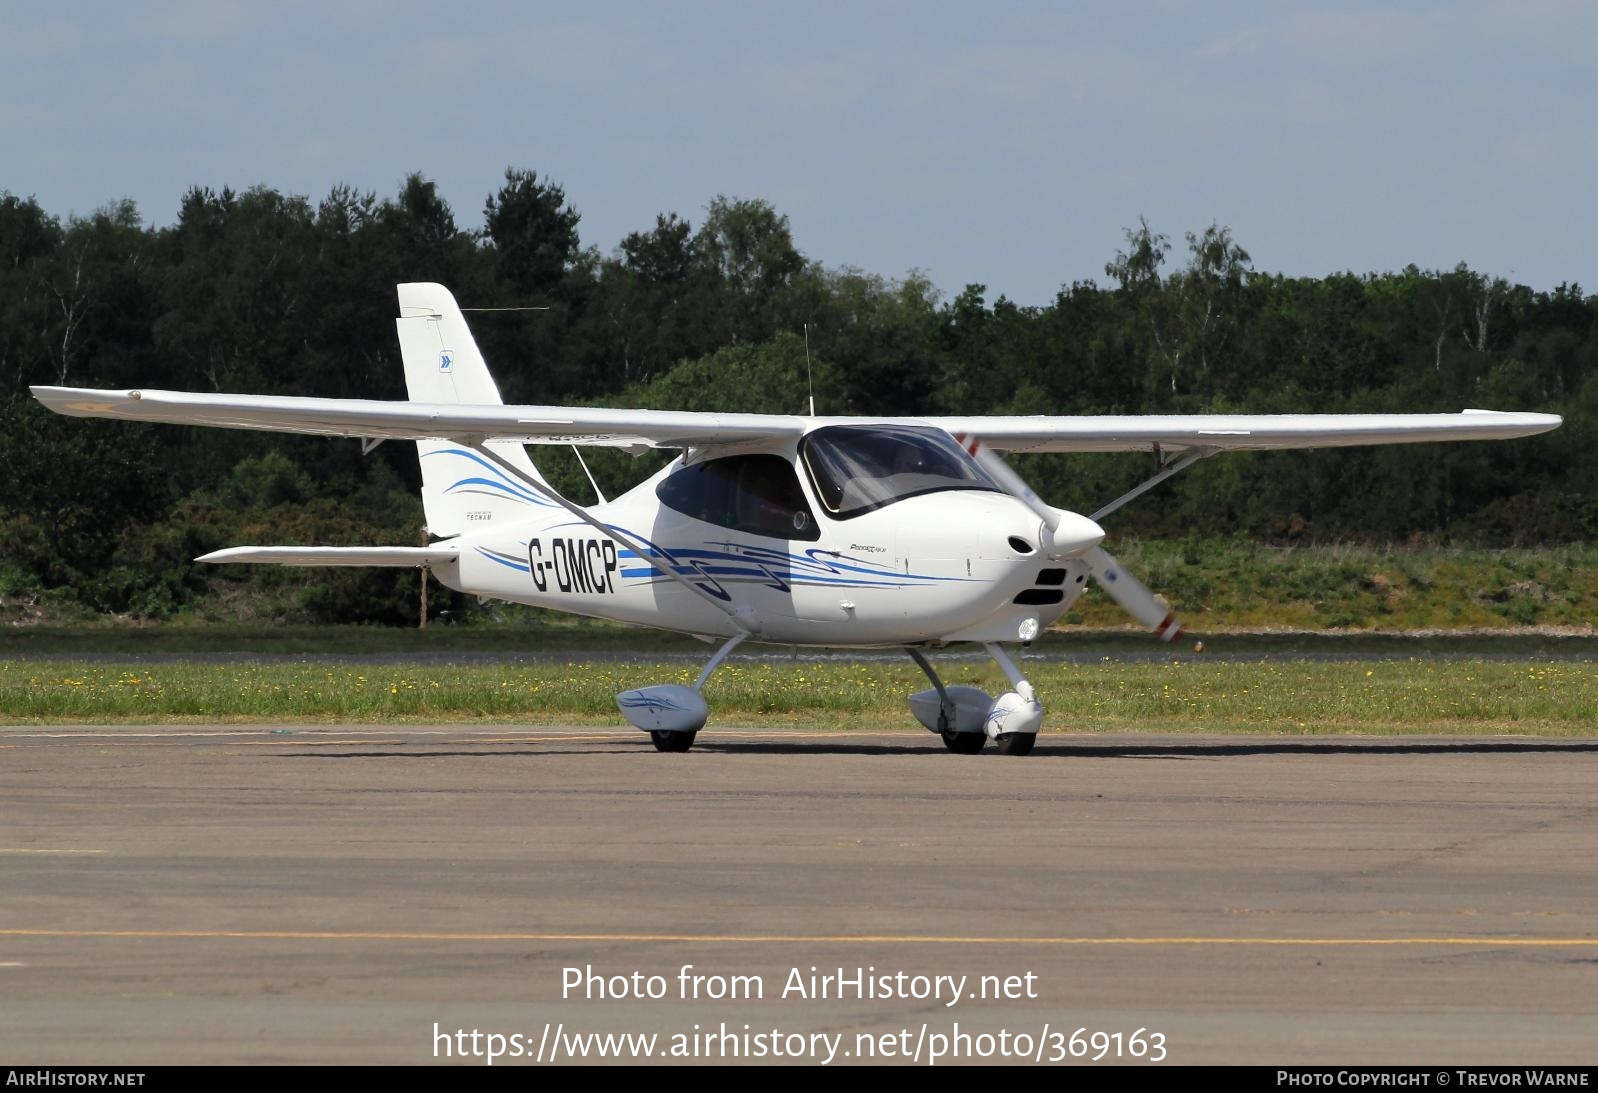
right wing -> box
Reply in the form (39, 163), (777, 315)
(29, 386), (808, 451)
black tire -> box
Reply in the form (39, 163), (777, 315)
(994, 732), (1036, 756)
(650, 730), (697, 753)
(941, 730), (985, 755)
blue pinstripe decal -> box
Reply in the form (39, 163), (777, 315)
(475, 546), (531, 573)
(474, 521), (975, 595)
(423, 448), (556, 507)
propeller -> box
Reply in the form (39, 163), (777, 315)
(955, 433), (1189, 645)
(956, 432), (1107, 558)
(1082, 545), (1186, 643)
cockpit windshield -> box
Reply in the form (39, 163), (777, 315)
(799, 424), (1003, 519)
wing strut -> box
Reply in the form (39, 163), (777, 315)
(465, 443), (751, 634)
(571, 444), (607, 504)
(1089, 447), (1216, 522)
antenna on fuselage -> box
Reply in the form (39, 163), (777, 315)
(803, 322), (816, 416)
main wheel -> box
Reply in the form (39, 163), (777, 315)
(941, 730), (985, 754)
(650, 730), (697, 753)
(994, 732), (1036, 756)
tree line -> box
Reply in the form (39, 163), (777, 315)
(0, 170), (1591, 623)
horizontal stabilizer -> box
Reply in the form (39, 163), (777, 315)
(196, 546), (458, 568)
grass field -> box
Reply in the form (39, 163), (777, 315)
(3, 623), (1596, 659)
(4, 539), (1594, 735)
(4, 657), (1594, 735)
(1069, 540), (1598, 630)
(7, 542), (1595, 635)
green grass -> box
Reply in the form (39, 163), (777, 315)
(3, 624), (1596, 659)
(8, 542), (1596, 636)
(1072, 539), (1598, 631)
(0, 622), (707, 657)
(4, 657), (1594, 734)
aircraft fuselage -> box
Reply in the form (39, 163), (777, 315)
(438, 438), (1089, 646)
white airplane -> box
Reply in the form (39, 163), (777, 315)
(32, 283), (1561, 755)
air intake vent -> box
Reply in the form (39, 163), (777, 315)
(1013, 588), (1065, 606)
(1007, 536), (1035, 555)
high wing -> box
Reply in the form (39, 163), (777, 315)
(30, 386), (1559, 452)
(28, 387), (808, 450)
(923, 410), (1562, 453)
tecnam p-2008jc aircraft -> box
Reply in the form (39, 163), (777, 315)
(33, 284), (1561, 755)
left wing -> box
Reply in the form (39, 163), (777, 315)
(29, 387), (808, 450)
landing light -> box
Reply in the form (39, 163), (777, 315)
(1018, 618), (1040, 642)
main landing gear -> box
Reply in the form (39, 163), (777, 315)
(615, 634), (745, 753)
(649, 730), (696, 753)
(907, 643), (1044, 756)
(617, 635), (1046, 757)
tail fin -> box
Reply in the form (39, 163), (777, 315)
(395, 283), (557, 538)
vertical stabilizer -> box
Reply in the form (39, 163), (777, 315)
(395, 282), (556, 538)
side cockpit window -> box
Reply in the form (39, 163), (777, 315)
(655, 454), (820, 541)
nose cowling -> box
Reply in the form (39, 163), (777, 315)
(1041, 509), (1105, 558)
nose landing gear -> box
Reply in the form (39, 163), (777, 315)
(906, 642), (1044, 756)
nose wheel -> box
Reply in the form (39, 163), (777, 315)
(909, 645), (1044, 755)
(993, 731), (1035, 756)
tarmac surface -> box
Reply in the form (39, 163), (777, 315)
(3, 723), (1597, 1066)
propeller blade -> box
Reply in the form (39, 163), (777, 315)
(959, 434), (1056, 526)
(956, 433), (1104, 557)
(1084, 546), (1186, 643)
(955, 431), (1190, 644)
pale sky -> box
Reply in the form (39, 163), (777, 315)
(3, 1), (1593, 305)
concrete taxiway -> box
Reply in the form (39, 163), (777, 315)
(2, 724), (1596, 1065)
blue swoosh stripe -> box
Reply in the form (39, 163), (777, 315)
(445, 476), (540, 503)
(475, 546), (530, 573)
(618, 567), (937, 589)
(617, 552), (957, 585)
(424, 448), (555, 507)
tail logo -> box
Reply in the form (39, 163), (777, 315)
(439, 350), (455, 373)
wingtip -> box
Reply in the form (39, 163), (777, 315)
(30, 386), (134, 416)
